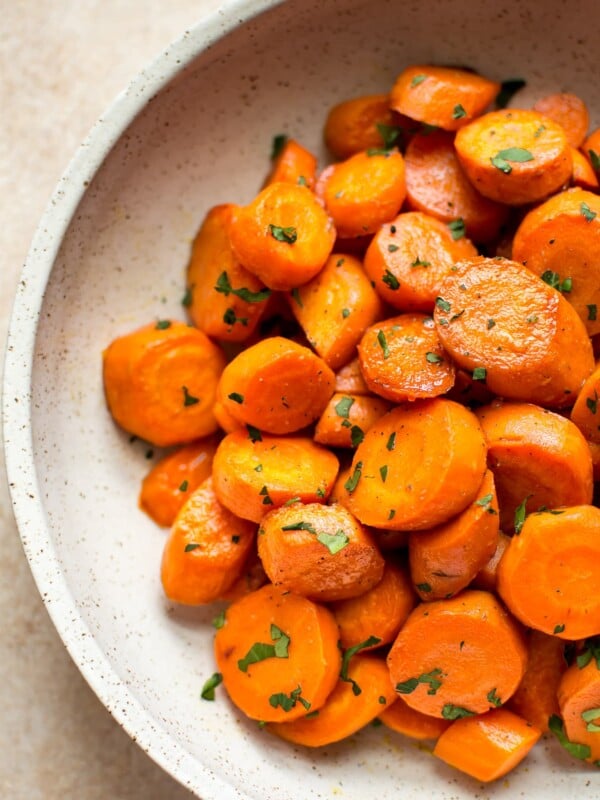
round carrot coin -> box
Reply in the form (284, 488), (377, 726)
(532, 92), (589, 148)
(323, 93), (407, 160)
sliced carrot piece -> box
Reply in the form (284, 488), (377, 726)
(212, 399), (244, 434)
(557, 656), (600, 763)
(571, 146), (599, 190)
(583, 126), (600, 177)
(380, 695), (450, 741)
(589, 439), (600, 480)
(324, 93), (411, 160)
(334, 356), (370, 395)
(471, 531), (510, 593)
(214, 584), (341, 722)
(370, 527), (410, 551)
(218, 546), (268, 602)
(532, 92), (589, 148)
(264, 138), (317, 191)
(314, 392), (391, 449)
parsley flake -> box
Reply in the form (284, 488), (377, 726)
(182, 386), (200, 406)
(179, 480), (189, 492)
(581, 202), (597, 222)
(340, 636), (382, 695)
(442, 704), (475, 720)
(472, 367), (487, 382)
(201, 672), (223, 701)
(491, 147), (534, 174)
(435, 296), (452, 313)
(386, 432), (396, 451)
(376, 122), (403, 149)
(215, 271), (271, 303)
(487, 688), (502, 707)
(184, 543), (201, 552)
(410, 74), (427, 87)
(396, 668), (443, 696)
(377, 329), (390, 359)
(269, 224), (297, 244)
(247, 424), (262, 442)
(155, 319), (171, 330)
(448, 218), (465, 240)
(382, 270), (400, 290)
(589, 149), (600, 172)
(549, 714), (591, 760)
(514, 495), (532, 534)
(335, 396), (355, 419)
(344, 461), (363, 493)
(228, 392), (244, 404)
(452, 103), (467, 119)
(350, 425), (365, 447)
(426, 352), (443, 364)
(269, 685), (310, 712)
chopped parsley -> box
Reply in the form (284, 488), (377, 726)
(184, 543), (201, 552)
(335, 396), (355, 419)
(382, 270), (400, 290)
(491, 147), (534, 174)
(182, 386), (200, 406)
(155, 319), (171, 330)
(269, 685), (310, 712)
(201, 672), (223, 701)
(269, 224), (297, 244)
(228, 392), (244, 404)
(247, 424), (262, 442)
(549, 714), (591, 760)
(344, 461), (363, 493)
(442, 704), (475, 720)
(452, 103), (467, 119)
(215, 271), (271, 303)
(541, 270), (572, 293)
(426, 352), (443, 364)
(377, 330), (390, 359)
(581, 202), (597, 222)
(448, 218), (465, 240)
(410, 74), (427, 87)
(237, 625), (290, 672)
(340, 636), (382, 695)
(396, 668), (444, 696)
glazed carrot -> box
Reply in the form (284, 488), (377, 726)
(257, 502), (384, 602)
(557, 655), (600, 763)
(369, 527), (410, 551)
(433, 257), (595, 407)
(362, 211), (478, 313)
(264, 138), (317, 190)
(408, 468), (499, 601)
(570, 146), (599, 190)
(387, 590), (528, 718)
(328, 464), (352, 506)
(286, 253), (384, 370)
(454, 109), (572, 205)
(331, 560), (416, 649)
(345, 399), (487, 531)
(433, 708), (541, 782)
(471, 531), (510, 592)
(160, 477), (256, 605)
(185, 205), (270, 342)
(212, 399), (244, 434)
(389, 65), (499, 131)
(404, 130), (508, 242)
(269, 655), (397, 746)
(507, 631), (567, 733)
(314, 392), (391, 449)
(380, 695), (451, 741)
(103, 320), (226, 447)
(212, 431), (339, 523)
(512, 187), (600, 335)
(315, 149), (406, 238)
(139, 436), (218, 527)
(589, 440), (600, 480)
(214, 584), (341, 722)
(228, 182), (336, 290)
(218, 546), (268, 602)
(476, 400), (593, 531)
(216, 336), (335, 434)
(497, 504), (600, 640)
(334, 356), (371, 395)
(324, 93), (412, 160)
(532, 92), (589, 148)
(583, 126), (600, 175)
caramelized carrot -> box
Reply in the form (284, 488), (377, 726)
(570, 146), (599, 190)
(379, 696), (451, 741)
(324, 93), (410, 160)
(532, 92), (589, 148)
(212, 399), (244, 434)
(583, 126), (600, 176)
(218, 546), (268, 602)
(314, 392), (391, 449)
(471, 531), (510, 592)
(557, 656), (600, 763)
(264, 138), (317, 190)
(334, 356), (370, 395)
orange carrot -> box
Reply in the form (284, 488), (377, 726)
(570, 146), (599, 190)
(212, 399), (244, 434)
(379, 696), (451, 741)
(324, 93), (412, 160)
(334, 356), (370, 395)
(583, 126), (600, 177)
(556, 655), (600, 764)
(218, 546), (268, 602)
(532, 92), (589, 148)
(264, 138), (317, 191)
(471, 531), (510, 593)
(314, 392), (391, 449)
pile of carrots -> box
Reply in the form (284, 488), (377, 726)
(102, 64), (600, 783)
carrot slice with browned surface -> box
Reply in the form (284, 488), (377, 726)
(334, 356), (370, 395)
(476, 400), (593, 531)
(357, 314), (456, 402)
(389, 65), (499, 132)
(404, 130), (508, 242)
(455, 109), (572, 205)
(512, 187), (600, 335)
(379, 695), (450, 741)
(433, 257), (594, 407)
(269, 654), (397, 746)
(571, 146), (599, 190)
(216, 336), (335, 434)
(218, 546), (268, 602)
(471, 531), (510, 592)
(557, 654), (600, 763)
(257, 502), (385, 602)
(314, 392), (391, 449)
(363, 211), (478, 313)
(583, 126), (600, 176)
(287, 253), (383, 371)
(532, 92), (589, 148)
(408, 468), (499, 601)
(160, 477), (256, 605)
(387, 590), (528, 718)
(212, 399), (244, 434)
(497, 504), (600, 640)
(212, 431), (339, 523)
(103, 320), (226, 447)
(229, 182), (336, 290)
(345, 399), (487, 531)
(264, 138), (317, 191)
(139, 436), (218, 527)
(214, 584), (341, 722)
(324, 93), (409, 160)
(433, 708), (541, 782)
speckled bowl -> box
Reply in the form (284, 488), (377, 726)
(4, 0), (599, 797)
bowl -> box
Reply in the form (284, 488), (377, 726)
(4, 0), (599, 797)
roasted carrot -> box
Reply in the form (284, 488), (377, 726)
(160, 477), (256, 605)
(497, 504), (600, 640)
(557, 655), (600, 763)
(264, 138), (317, 191)
(433, 257), (595, 407)
(362, 211), (478, 313)
(214, 584), (341, 722)
(476, 400), (593, 531)
(286, 253), (384, 370)
(314, 392), (391, 449)
(334, 356), (370, 395)
(471, 531), (510, 593)
(345, 399), (487, 531)
(583, 126), (600, 176)
(324, 93), (412, 160)
(454, 109), (572, 205)
(315, 149), (406, 239)
(387, 590), (528, 718)
(212, 399), (244, 434)
(389, 65), (499, 132)
(532, 92), (589, 148)
(369, 527), (410, 551)
(357, 313), (455, 403)
(433, 708), (541, 782)
(228, 182), (336, 290)
(589, 440), (600, 480)
(379, 696), (451, 741)
(139, 436), (218, 527)
(257, 502), (385, 602)
(218, 546), (268, 602)
(103, 320), (226, 447)
(216, 336), (335, 434)
(212, 431), (339, 523)
(570, 146), (599, 190)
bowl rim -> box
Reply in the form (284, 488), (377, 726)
(2, 2), (283, 796)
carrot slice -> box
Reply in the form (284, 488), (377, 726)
(214, 584), (341, 722)
(160, 477), (256, 605)
(264, 138), (317, 191)
(334, 356), (370, 395)
(362, 211), (478, 313)
(218, 546), (268, 602)
(357, 314), (456, 402)
(314, 392), (391, 449)
(557, 656), (600, 763)
(324, 93), (411, 160)
(103, 320), (226, 447)
(471, 531), (510, 593)
(571, 146), (599, 191)
(216, 336), (335, 434)
(476, 399), (593, 531)
(345, 399), (487, 531)
(454, 109), (572, 205)
(497, 504), (600, 640)
(212, 431), (339, 523)
(379, 696), (451, 741)
(229, 182), (336, 290)
(257, 502), (385, 602)
(387, 590), (528, 718)
(389, 65), (499, 132)
(583, 127), (600, 177)
(433, 257), (594, 407)
(433, 708), (541, 782)
(269, 655), (397, 746)
(212, 399), (244, 434)
(532, 92), (589, 148)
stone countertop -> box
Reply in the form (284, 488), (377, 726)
(1, 3), (221, 797)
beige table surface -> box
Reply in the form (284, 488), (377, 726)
(0, 3), (224, 797)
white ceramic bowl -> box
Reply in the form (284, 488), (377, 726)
(5, 0), (600, 797)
